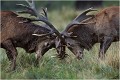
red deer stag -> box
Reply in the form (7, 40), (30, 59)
(1, 0), (64, 70)
(56, 6), (119, 60)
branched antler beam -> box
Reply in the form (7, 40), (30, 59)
(74, 7), (97, 22)
(17, 0), (64, 41)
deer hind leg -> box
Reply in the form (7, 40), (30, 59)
(2, 40), (18, 70)
(99, 36), (113, 59)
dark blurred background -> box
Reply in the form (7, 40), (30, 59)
(1, 0), (119, 11)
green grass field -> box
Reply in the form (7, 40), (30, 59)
(0, 3), (119, 79)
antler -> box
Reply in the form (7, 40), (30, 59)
(74, 7), (97, 22)
(17, 0), (64, 41)
(63, 8), (97, 38)
(17, 0), (38, 17)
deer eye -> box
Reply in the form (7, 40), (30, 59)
(67, 43), (72, 46)
(44, 42), (49, 46)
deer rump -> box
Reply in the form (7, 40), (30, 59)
(56, 6), (119, 60)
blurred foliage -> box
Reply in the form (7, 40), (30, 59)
(1, 1), (75, 11)
(1, 1), (119, 11)
(103, 1), (119, 7)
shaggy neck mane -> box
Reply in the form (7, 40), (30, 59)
(69, 22), (96, 50)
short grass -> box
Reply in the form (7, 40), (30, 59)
(0, 6), (119, 79)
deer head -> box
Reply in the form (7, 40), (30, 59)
(55, 8), (97, 59)
(17, 0), (66, 59)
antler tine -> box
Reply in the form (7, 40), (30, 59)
(25, 0), (40, 19)
(17, 4), (37, 17)
(25, 0), (49, 21)
(25, 0), (35, 8)
(74, 7), (97, 22)
(17, 0), (44, 19)
(42, 8), (48, 20)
